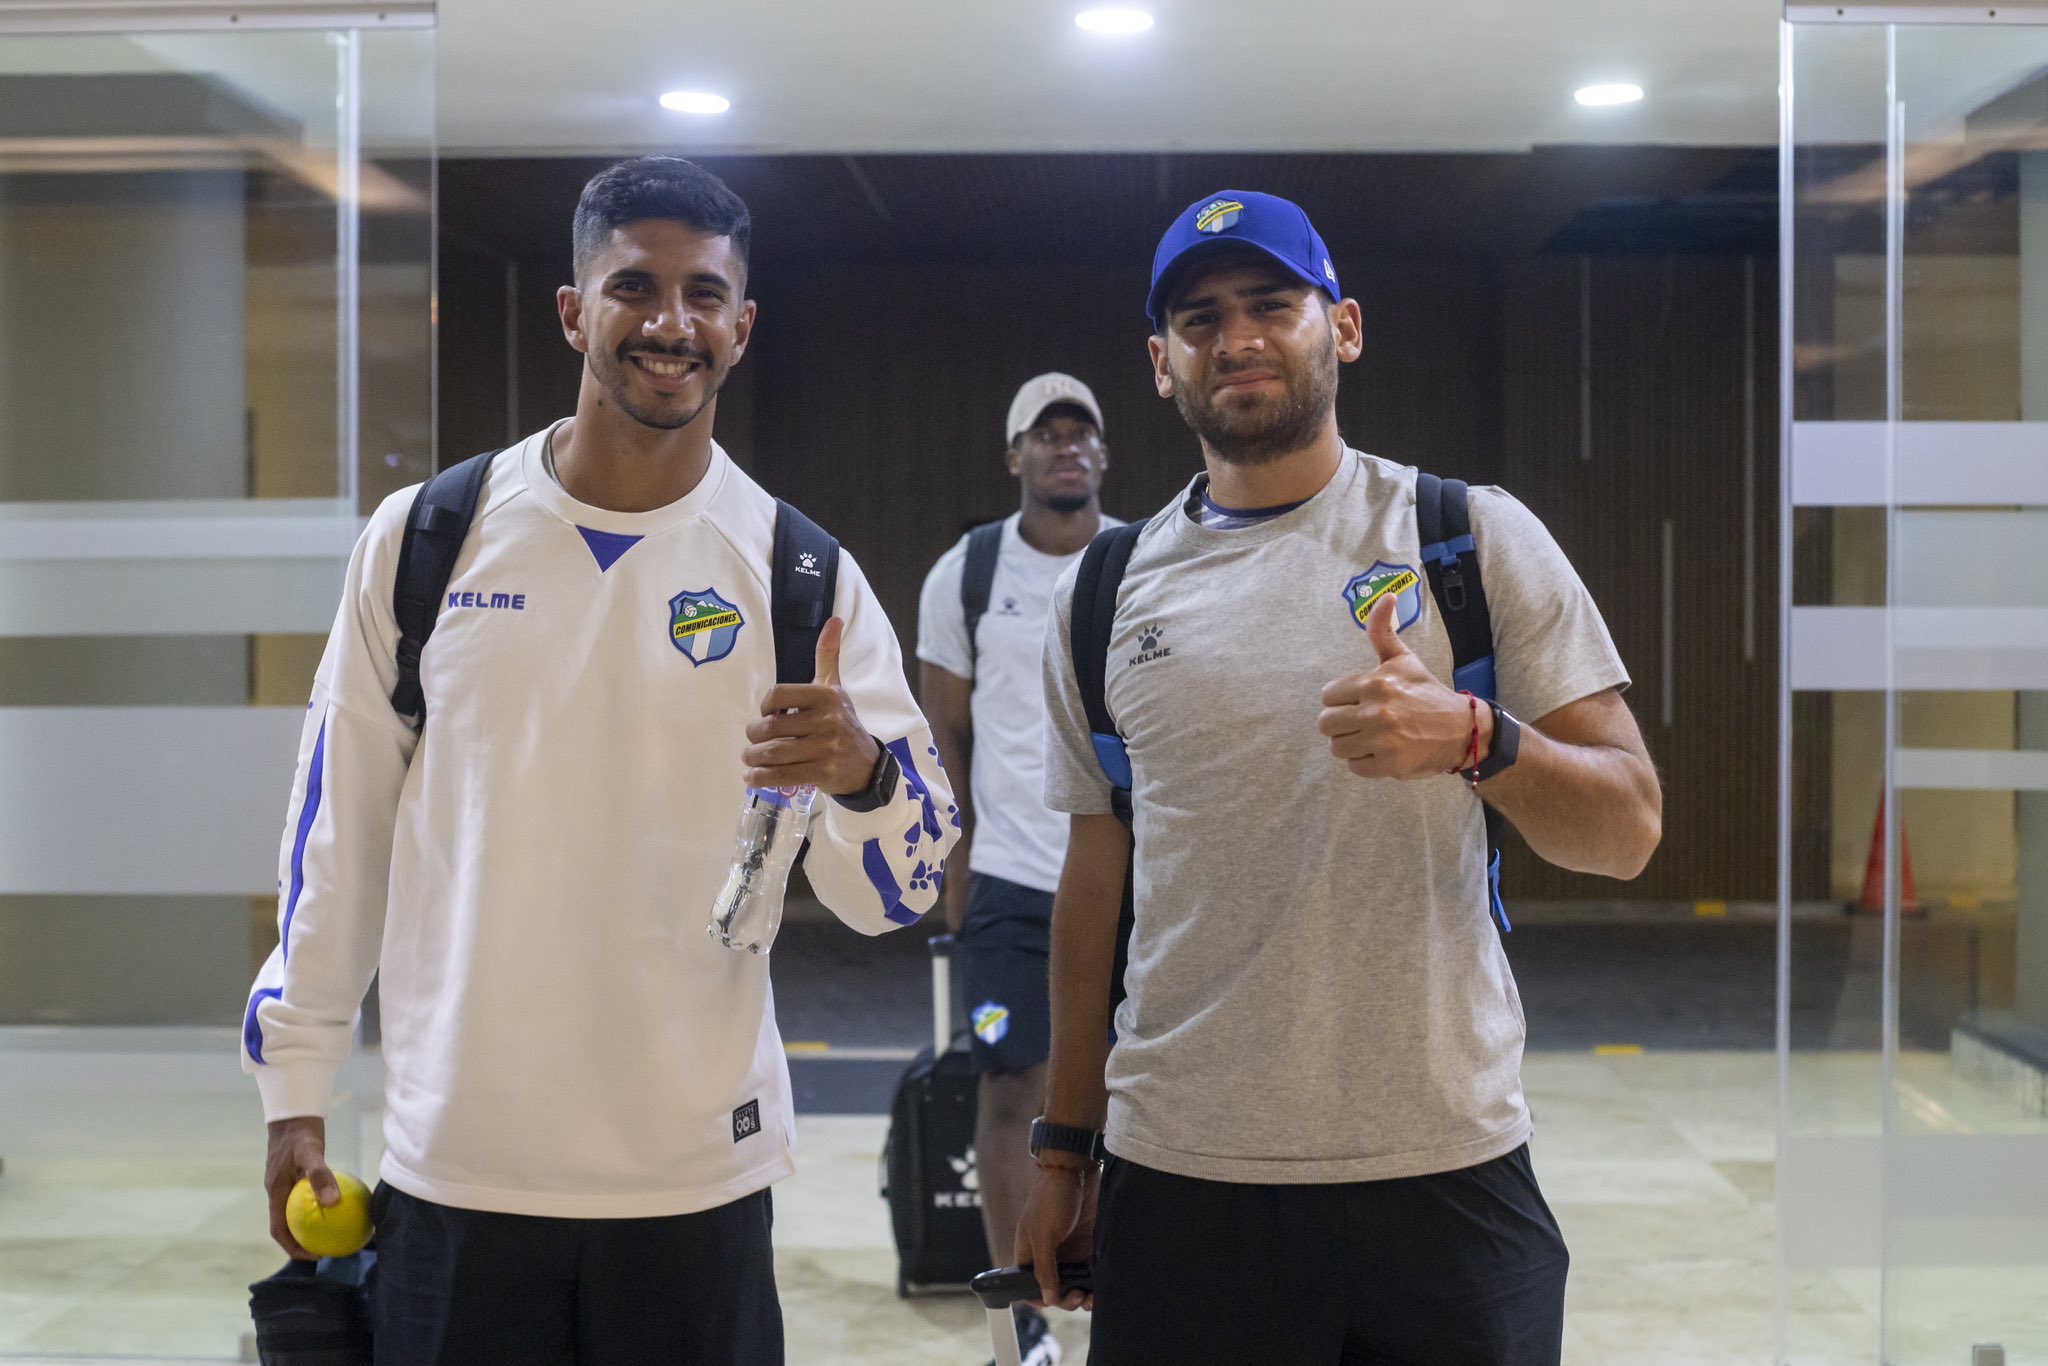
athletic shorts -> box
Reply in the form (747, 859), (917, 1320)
(1087, 1144), (1569, 1365)
(955, 872), (1053, 1076)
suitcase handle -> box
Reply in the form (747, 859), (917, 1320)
(969, 1262), (1093, 1309)
(929, 933), (954, 1056)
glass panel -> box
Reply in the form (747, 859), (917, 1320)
(1781, 22), (1892, 1364)
(0, 17), (429, 1360)
(1888, 22), (2048, 1363)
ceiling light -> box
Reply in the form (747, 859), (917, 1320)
(1575, 83), (1644, 108)
(1075, 8), (1154, 34)
(660, 91), (731, 115)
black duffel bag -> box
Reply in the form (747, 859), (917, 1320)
(248, 1252), (374, 1366)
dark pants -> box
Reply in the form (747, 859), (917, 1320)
(1087, 1145), (1568, 1366)
(368, 1182), (783, 1366)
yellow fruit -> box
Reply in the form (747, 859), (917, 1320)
(285, 1172), (373, 1258)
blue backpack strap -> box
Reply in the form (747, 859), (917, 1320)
(771, 501), (841, 686)
(959, 521), (1005, 676)
(1069, 520), (1145, 1018)
(1414, 473), (1510, 934)
(390, 450), (498, 727)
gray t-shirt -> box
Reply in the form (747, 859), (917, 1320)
(1042, 449), (1629, 1184)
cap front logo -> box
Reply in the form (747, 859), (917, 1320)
(1195, 199), (1244, 234)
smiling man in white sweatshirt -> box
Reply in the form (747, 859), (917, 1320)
(242, 157), (956, 1365)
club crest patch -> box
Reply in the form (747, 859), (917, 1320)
(668, 588), (744, 665)
(1342, 562), (1423, 633)
(1195, 198), (1244, 234)
(972, 1001), (1011, 1046)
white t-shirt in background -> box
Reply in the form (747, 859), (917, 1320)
(917, 512), (1119, 895)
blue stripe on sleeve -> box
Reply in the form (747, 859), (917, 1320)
(862, 840), (922, 926)
(244, 987), (282, 1064)
(281, 718), (328, 963)
(886, 736), (942, 842)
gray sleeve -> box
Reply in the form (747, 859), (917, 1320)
(1470, 486), (1631, 724)
(1041, 561), (1116, 816)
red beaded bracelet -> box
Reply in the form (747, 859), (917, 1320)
(1450, 691), (1481, 776)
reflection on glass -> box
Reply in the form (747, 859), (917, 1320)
(1783, 16), (2048, 1364)
(0, 19), (431, 1361)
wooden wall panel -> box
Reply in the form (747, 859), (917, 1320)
(439, 209), (1786, 903)
(1499, 256), (1780, 902)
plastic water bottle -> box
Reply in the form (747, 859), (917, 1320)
(709, 785), (816, 954)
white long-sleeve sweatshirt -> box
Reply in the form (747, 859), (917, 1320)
(242, 431), (957, 1218)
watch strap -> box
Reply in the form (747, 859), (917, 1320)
(831, 741), (900, 813)
(1028, 1116), (1106, 1163)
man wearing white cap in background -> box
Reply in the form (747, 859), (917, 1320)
(917, 373), (1118, 1366)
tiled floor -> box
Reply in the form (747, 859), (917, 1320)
(4, 1043), (2046, 1365)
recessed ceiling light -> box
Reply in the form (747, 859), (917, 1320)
(1076, 8), (1154, 34)
(1575, 83), (1644, 108)
(660, 91), (731, 115)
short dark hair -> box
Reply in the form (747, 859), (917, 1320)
(571, 156), (752, 284)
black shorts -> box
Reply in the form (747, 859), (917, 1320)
(955, 872), (1053, 1076)
(368, 1181), (783, 1366)
(1087, 1145), (1569, 1366)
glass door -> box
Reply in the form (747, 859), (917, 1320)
(1781, 8), (2048, 1363)
(0, 5), (432, 1356)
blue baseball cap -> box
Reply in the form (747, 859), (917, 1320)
(1147, 190), (1341, 330)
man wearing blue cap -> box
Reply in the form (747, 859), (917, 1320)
(1015, 192), (1662, 1363)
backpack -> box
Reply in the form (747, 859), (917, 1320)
(1068, 472), (1509, 1015)
(386, 449), (841, 727)
(957, 520), (1005, 677)
(247, 1252), (375, 1366)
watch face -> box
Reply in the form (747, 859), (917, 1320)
(1477, 705), (1519, 778)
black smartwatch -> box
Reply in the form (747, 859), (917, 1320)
(1028, 1116), (1106, 1164)
(831, 740), (901, 813)
(1464, 701), (1521, 783)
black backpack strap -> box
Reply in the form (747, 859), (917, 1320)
(771, 500), (841, 685)
(1069, 521), (1145, 1020)
(1414, 473), (1510, 933)
(959, 521), (1005, 676)
(1415, 474), (1497, 702)
(1069, 523), (1144, 812)
(389, 450), (497, 726)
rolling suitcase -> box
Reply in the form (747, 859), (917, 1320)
(881, 933), (987, 1295)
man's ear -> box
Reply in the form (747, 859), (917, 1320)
(1004, 444), (1023, 477)
(1148, 333), (1174, 398)
(727, 298), (758, 369)
(557, 284), (588, 355)
(1331, 298), (1363, 364)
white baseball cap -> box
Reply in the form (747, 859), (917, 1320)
(1005, 372), (1105, 446)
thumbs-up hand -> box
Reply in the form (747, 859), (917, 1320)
(1317, 593), (1480, 780)
(743, 616), (885, 795)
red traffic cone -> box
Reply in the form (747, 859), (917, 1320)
(1856, 792), (1922, 915)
